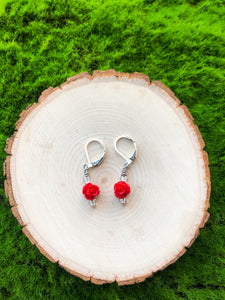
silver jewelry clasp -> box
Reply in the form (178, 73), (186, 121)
(84, 139), (106, 169)
(114, 135), (137, 181)
(84, 139), (106, 183)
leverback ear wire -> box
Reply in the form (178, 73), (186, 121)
(82, 139), (105, 206)
(114, 136), (137, 204)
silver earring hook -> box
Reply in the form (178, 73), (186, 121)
(84, 138), (106, 169)
(84, 139), (106, 184)
(114, 136), (137, 181)
(114, 135), (137, 167)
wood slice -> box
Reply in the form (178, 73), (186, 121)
(4, 70), (210, 285)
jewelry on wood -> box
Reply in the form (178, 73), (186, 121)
(82, 139), (106, 206)
(114, 136), (137, 204)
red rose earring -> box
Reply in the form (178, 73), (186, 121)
(114, 136), (137, 204)
(82, 139), (105, 206)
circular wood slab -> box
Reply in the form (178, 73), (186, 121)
(4, 70), (210, 285)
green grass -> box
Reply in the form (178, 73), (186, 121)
(0, 0), (10, 16)
(0, 0), (225, 299)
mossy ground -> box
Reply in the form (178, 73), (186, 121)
(0, 0), (225, 299)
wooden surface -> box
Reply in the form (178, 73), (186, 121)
(4, 70), (210, 285)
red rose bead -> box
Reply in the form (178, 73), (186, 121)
(82, 183), (100, 200)
(114, 181), (130, 199)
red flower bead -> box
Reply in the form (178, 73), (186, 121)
(114, 181), (130, 199)
(82, 183), (100, 200)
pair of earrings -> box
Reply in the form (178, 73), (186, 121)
(82, 136), (137, 206)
